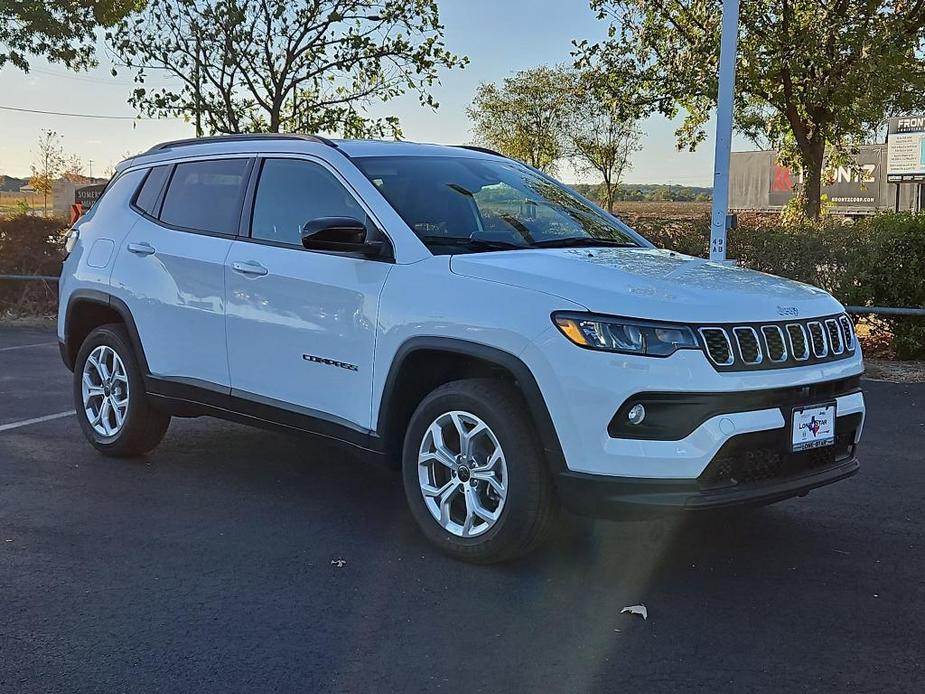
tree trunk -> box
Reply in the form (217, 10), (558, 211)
(800, 139), (826, 220)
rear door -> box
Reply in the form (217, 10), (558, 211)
(110, 157), (252, 388)
(224, 156), (392, 432)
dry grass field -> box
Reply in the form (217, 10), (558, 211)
(611, 200), (711, 222)
(0, 191), (44, 216)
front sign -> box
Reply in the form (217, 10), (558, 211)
(75, 182), (107, 210)
(887, 116), (925, 182)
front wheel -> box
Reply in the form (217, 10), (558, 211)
(402, 379), (555, 563)
(73, 324), (170, 457)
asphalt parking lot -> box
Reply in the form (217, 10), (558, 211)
(1, 324), (923, 693)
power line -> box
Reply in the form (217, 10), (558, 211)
(0, 105), (178, 120)
(27, 66), (177, 89)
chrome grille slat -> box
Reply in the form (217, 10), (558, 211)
(786, 323), (810, 361)
(807, 321), (828, 357)
(838, 315), (856, 351)
(825, 319), (844, 354)
(761, 325), (788, 362)
(699, 327), (734, 366)
(733, 326), (763, 364)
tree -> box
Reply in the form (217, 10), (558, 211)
(63, 153), (85, 181)
(108, 0), (466, 137)
(576, 1), (925, 219)
(566, 79), (642, 212)
(0, 1), (143, 72)
(466, 66), (576, 173)
(29, 130), (65, 217)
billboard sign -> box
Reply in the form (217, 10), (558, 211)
(768, 150), (880, 209)
(887, 116), (925, 182)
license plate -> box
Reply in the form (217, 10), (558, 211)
(791, 403), (836, 452)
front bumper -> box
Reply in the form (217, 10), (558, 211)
(522, 329), (866, 479)
(557, 456), (859, 519)
(555, 405), (863, 518)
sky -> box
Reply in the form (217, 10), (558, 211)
(0, 0), (751, 184)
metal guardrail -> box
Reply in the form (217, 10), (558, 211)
(1, 275), (923, 316)
(0, 274), (59, 281)
(846, 306), (925, 317)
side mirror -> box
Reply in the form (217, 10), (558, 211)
(300, 217), (387, 258)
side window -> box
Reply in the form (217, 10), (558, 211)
(159, 159), (249, 234)
(251, 158), (369, 246)
(133, 165), (170, 217)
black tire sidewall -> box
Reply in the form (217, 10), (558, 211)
(401, 379), (551, 561)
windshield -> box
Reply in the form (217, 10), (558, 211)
(354, 155), (649, 254)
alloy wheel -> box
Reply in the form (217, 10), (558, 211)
(417, 410), (508, 538)
(81, 345), (130, 437)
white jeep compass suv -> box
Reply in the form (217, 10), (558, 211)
(58, 135), (865, 563)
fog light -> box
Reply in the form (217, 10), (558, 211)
(627, 403), (646, 425)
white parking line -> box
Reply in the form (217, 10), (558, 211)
(0, 410), (76, 433)
(0, 341), (57, 353)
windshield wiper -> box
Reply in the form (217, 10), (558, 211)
(418, 235), (529, 251)
(529, 237), (637, 249)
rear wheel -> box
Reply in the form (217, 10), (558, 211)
(73, 324), (170, 457)
(402, 379), (555, 563)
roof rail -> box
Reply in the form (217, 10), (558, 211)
(143, 133), (339, 154)
(454, 145), (507, 158)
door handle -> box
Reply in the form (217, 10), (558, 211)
(231, 260), (269, 277)
(127, 242), (156, 256)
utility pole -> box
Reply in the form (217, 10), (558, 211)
(709, 0), (740, 262)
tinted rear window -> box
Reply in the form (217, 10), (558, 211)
(134, 165), (169, 216)
(159, 159), (249, 234)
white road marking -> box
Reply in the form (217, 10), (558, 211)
(0, 410), (76, 433)
(0, 341), (57, 353)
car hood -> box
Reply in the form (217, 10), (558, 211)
(449, 247), (843, 323)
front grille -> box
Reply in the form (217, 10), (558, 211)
(698, 314), (854, 371)
(700, 414), (860, 485)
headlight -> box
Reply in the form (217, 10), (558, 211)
(552, 312), (699, 357)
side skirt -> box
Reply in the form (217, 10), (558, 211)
(145, 376), (385, 459)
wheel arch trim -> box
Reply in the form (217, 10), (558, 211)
(63, 289), (149, 374)
(376, 336), (568, 473)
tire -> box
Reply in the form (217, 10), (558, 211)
(73, 323), (170, 457)
(401, 378), (555, 563)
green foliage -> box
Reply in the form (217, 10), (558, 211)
(566, 76), (642, 212)
(0, 1), (143, 72)
(29, 130), (65, 217)
(109, 0), (467, 137)
(640, 213), (925, 359)
(467, 66), (575, 173)
(467, 64), (643, 195)
(576, 1), (925, 219)
(0, 214), (66, 317)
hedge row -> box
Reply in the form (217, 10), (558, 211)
(638, 213), (925, 359)
(1, 211), (923, 357)
(0, 214), (66, 318)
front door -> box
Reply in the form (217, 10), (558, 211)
(224, 157), (392, 431)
